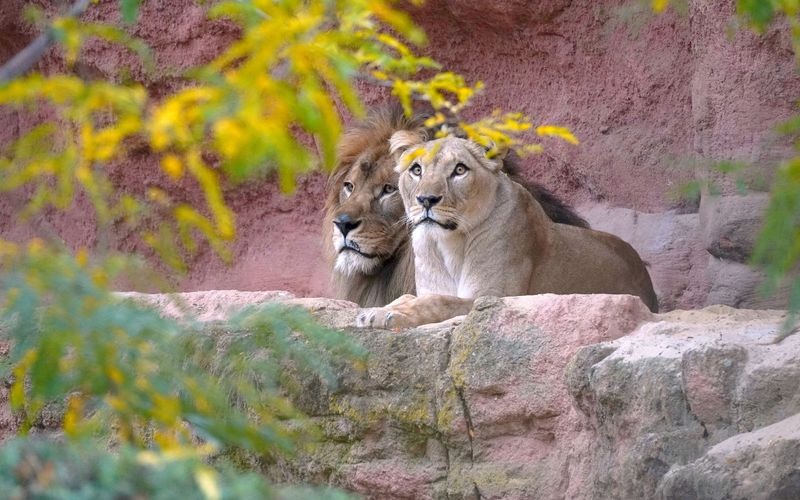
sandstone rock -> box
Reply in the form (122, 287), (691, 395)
(700, 193), (770, 263)
(441, 294), (652, 499)
(3, 291), (799, 498)
(689, 0), (799, 195)
(580, 204), (705, 311)
(272, 321), (454, 499)
(705, 255), (792, 309)
(117, 290), (297, 322)
(657, 412), (800, 500)
(566, 305), (798, 498)
(433, 0), (572, 31)
(581, 201), (792, 311)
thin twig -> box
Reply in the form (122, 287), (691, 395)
(0, 0), (91, 83)
(352, 71), (436, 103)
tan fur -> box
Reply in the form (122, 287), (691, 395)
(356, 136), (658, 329)
(325, 106), (590, 308)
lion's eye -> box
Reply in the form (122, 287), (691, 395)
(410, 163), (422, 176)
(343, 181), (354, 194)
(453, 163), (469, 176)
(381, 184), (397, 196)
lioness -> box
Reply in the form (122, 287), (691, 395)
(324, 106), (589, 307)
(355, 135), (658, 328)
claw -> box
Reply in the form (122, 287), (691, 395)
(384, 311), (394, 328)
(356, 311), (371, 328)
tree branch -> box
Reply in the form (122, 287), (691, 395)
(353, 72), (432, 102)
(0, 0), (91, 84)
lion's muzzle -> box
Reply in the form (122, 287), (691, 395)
(333, 214), (361, 238)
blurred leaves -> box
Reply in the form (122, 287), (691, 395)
(0, 241), (364, 456)
(0, 438), (354, 499)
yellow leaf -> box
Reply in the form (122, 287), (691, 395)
(63, 394), (84, 436)
(106, 365), (124, 385)
(161, 155), (184, 180)
(27, 238), (44, 255)
(76, 248), (88, 267)
(153, 429), (181, 450)
(136, 451), (160, 466)
(652, 0), (670, 13)
(535, 125), (580, 145)
(424, 113), (446, 128)
(195, 467), (221, 500)
(10, 349), (37, 409)
(147, 188), (170, 205)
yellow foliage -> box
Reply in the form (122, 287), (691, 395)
(195, 467), (222, 500)
(63, 394), (84, 436)
(536, 125), (580, 145)
(161, 154), (184, 180)
(652, 0), (670, 13)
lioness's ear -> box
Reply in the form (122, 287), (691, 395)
(464, 140), (503, 172)
(389, 130), (425, 157)
(483, 140), (509, 162)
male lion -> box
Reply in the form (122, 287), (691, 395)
(324, 106), (589, 307)
(355, 135), (658, 328)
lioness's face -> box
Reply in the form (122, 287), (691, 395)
(330, 148), (406, 275)
(396, 137), (501, 235)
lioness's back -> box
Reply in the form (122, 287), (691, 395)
(533, 223), (658, 312)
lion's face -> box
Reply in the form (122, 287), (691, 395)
(395, 136), (502, 236)
(329, 147), (407, 276)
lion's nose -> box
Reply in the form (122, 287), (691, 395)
(416, 195), (442, 209)
(333, 214), (361, 237)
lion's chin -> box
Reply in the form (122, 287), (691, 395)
(334, 250), (382, 276)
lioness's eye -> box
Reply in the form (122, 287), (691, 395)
(410, 163), (422, 176)
(382, 184), (397, 196)
(343, 181), (354, 195)
(453, 163), (469, 176)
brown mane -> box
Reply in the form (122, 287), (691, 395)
(503, 151), (590, 228)
(323, 106), (425, 306)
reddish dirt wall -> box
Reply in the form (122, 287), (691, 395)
(1, 0), (798, 308)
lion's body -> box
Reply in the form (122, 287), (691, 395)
(355, 136), (657, 329)
(325, 106), (590, 308)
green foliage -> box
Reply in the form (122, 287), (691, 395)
(0, 241), (363, 455)
(670, 159), (755, 203)
(0, 438), (353, 499)
(120, 0), (143, 24)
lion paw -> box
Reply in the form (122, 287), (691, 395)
(355, 306), (413, 330)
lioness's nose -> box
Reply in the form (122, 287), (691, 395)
(417, 195), (442, 209)
(333, 214), (361, 237)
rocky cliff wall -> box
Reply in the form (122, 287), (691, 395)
(1, 0), (799, 310)
(6, 291), (795, 499)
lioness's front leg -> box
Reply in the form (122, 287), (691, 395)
(356, 294), (474, 329)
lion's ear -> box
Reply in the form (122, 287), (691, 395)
(389, 130), (425, 157)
